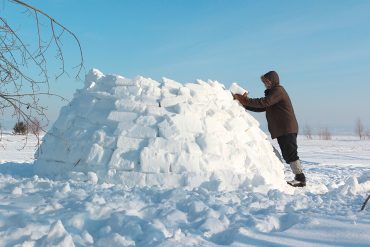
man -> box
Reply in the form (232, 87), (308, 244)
(233, 71), (306, 187)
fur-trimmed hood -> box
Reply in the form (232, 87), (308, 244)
(262, 71), (280, 87)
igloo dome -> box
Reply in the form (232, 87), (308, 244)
(34, 69), (286, 191)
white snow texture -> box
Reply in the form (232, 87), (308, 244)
(230, 82), (248, 95)
(34, 69), (286, 191)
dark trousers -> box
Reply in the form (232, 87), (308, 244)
(277, 133), (299, 163)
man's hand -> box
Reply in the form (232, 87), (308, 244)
(233, 93), (248, 106)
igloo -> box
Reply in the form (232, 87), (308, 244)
(34, 69), (287, 191)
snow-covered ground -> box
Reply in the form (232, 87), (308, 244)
(1, 133), (369, 246)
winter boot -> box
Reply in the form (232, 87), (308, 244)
(287, 160), (306, 187)
(287, 173), (306, 187)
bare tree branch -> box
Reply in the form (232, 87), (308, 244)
(11, 0), (84, 79)
(0, 0), (84, 145)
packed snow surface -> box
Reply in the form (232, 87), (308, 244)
(1, 134), (370, 246)
(34, 69), (286, 191)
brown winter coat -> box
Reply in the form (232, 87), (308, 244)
(243, 72), (298, 139)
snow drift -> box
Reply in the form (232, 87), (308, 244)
(34, 69), (286, 191)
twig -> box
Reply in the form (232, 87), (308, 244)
(360, 195), (370, 211)
(11, 0), (85, 79)
(73, 159), (81, 167)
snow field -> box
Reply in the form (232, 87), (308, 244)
(34, 69), (287, 191)
(1, 134), (370, 246)
(0, 152), (370, 246)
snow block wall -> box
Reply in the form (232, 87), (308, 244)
(34, 69), (286, 191)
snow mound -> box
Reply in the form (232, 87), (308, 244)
(36, 220), (75, 247)
(338, 175), (370, 196)
(34, 69), (286, 191)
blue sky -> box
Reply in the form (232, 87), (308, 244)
(2, 0), (370, 133)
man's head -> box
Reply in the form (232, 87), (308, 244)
(261, 71), (280, 89)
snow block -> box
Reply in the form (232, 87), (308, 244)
(109, 150), (136, 171)
(140, 148), (172, 173)
(148, 137), (183, 153)
(115, 99), (147, 113)
(86, 143), (111, 165)
(126, 125), (158, 139)
(162, 77), (183, 89)
(171, 153), (200, 173)
(116, 136), (147, 151)
(108, 111), (138, 122)
(160, 96), (188, 107)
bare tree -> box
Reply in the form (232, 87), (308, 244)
(13, 121), (27, 135)
(319, 127), (331, 140)
(0, 0), (84, 141)
(303, 124), (313, 140)
(28, 118), (41, 135)
(355, 118), (364, 140)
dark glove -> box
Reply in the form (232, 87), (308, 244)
(233, 93), (248, 106)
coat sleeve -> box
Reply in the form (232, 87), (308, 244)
(243, 105), (266, 112)
(245, 87), (283, 109)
